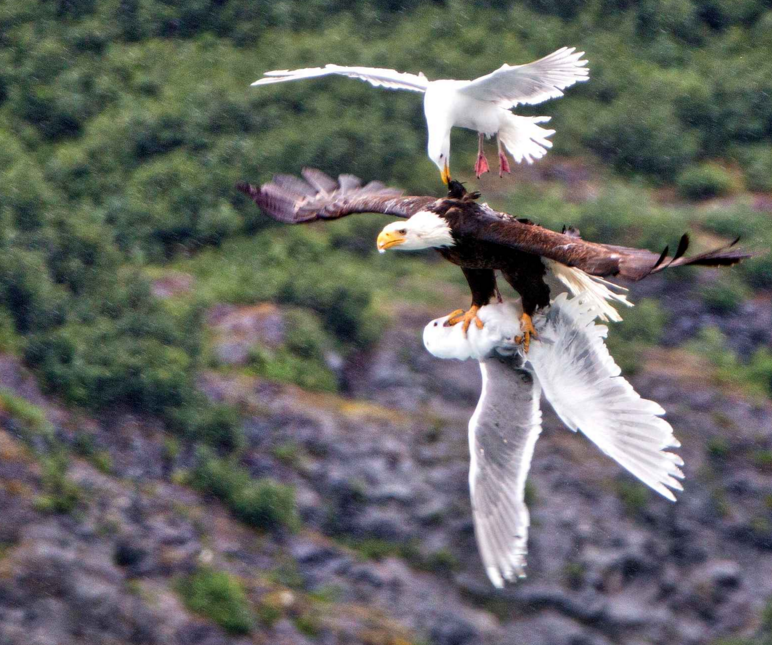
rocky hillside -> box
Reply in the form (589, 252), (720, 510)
(1, 270), (771, 645)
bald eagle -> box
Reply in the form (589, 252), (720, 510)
(237, 169), (750, 351)
(423, 295), (684, 587)
(251, 47), (589, 184)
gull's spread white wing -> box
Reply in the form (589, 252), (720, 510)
(469, 354), (542, 587)
(459, 47), (589, 108)
(252, 65), (429, 92)
(529, 294), (684, 501)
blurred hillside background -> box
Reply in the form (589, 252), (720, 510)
(0, 1), (771, 644)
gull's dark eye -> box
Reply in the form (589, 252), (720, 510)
(439, 154), (444, 159)
(433, 321), (438, 326)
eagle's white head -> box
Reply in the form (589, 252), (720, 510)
(376, 211), (455, 253)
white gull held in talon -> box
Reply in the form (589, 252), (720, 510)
(252, 47), (589, 184)
(423, 296), (685, 588)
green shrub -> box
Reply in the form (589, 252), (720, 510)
(686, 327), (772, 398)
(183, 403), (244, 453)
(247, 308), (340, 392)
(606, 299), (667, 374)
(177, 568), (254, 635)
(616, 480), (649, 516)
(231, 480), (299, 532)
(676, 163), (739, 200)
(0, 389), (52, 435)
(700, 276), (752, 314)
(585, 102), (698, 178)
(735, 144), (772, 193)
(34, 454), (83, 514)
(190, 451), (300, 532)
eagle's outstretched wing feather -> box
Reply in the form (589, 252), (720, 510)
(459, 47), (589, 108)
(252, 65), (429, 93)
(472, 207), (752, 281)
(469, 354), (542, 588)
(237, 169), (436, 223)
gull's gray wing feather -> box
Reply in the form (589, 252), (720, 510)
(252, 65), (429, 92)
(459, 47), (589, 108)
(469, 354), (542, 588)
(529, 293), (684, 501)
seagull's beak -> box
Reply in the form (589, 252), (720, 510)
(377, 230), (406, 253)
(441, 161), (451, 186)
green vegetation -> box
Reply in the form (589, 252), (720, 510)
(706, 436), (731, 460)
(0, 389), (52, 435)
(700, 275), (753, 314)
(248, 309), (340, 392)
(34, 453), (83, 514)
(563, 561), (586, 589)
(177, 568), (254, 635)
(1, 0), (770, 555)
(615, 480), (650, 516)
(606, 299), (667, 374)
(190, 449), (300, 532)
(676, 163), (739, 200)
(0, 0), (769, 417)
(686, 327), (772, 398)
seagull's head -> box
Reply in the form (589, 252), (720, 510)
(428, 133), (452, 185)
(376, 211), (455, 253)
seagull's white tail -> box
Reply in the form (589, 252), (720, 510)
(498, 114), (555, 164)
(529, 294), (684, 501)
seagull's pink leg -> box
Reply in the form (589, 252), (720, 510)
(474, 133), (490, 178)
(497, 135), (511, 177)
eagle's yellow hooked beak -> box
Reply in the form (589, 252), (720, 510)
(441, 161), (451, 186)
(377, 229), (406, 253)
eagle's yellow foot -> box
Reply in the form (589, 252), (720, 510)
(444, 305), (484, 336)
(514, 313), (538, 353)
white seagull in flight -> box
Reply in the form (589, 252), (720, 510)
(252, 47), (589, 185)
(423, 296), (684, 587)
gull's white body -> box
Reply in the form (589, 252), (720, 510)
(423, 295), (684, 588)
(252, 47), (588, 175)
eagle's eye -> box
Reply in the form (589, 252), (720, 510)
(398, 228), (407, 235)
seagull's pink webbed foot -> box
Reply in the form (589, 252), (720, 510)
(475, 153), (490, 178)
(498, 151), (511, 177)
(497, 135), (511, 178)
(475, 133), (490, 178)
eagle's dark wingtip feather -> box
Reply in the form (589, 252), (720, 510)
(673, 234), (690, 263)
(235, 181), (260, 201)
(652, 245), (669, 272)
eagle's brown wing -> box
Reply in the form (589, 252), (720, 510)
(237, 169), (437, 224)
(471, 206), (751, 281)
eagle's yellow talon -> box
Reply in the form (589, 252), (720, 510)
(515, 313), (538, 353)
(444, 305), (484, 336)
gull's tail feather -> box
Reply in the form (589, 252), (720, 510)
(498, 114), (555, 165)
(528, 293), (684, 501)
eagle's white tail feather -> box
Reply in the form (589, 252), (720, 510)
(546, 260), (633, 322)
(498, 114), (555, 164)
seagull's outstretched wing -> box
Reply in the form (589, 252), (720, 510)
(469, 354), (542, 588)
(529, 293), (684, 500)
(459, 47), (589, 108)
(237, 169), (436, 223)
(252, 65), (429, 92)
